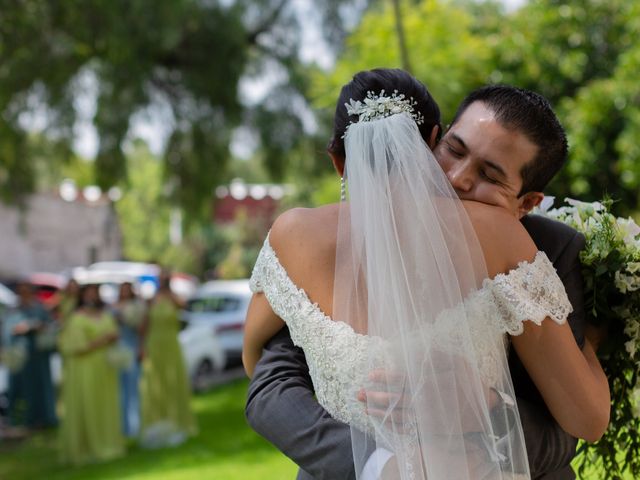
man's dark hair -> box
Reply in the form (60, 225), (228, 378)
(450, 85), (568, 196)
(328, 68), (441, 159)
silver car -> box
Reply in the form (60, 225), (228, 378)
(178, 320), (226, 391)
(182, 280), (251, 365)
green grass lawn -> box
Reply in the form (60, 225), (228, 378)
(0, 379), (297, 480)
(0, 378), (631, 480)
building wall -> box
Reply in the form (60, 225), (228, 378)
(0, 193), (122, 277)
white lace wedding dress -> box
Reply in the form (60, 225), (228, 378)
(250, 234), (573, 435)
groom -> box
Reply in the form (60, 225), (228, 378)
(246, 85), (592, 480)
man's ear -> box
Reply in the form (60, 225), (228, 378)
(517, 191), (544, 219)
(428, 125), (440, 150)
(329, 151), (345, 177)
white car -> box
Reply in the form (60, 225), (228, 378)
(0, 284), (17, 401)
(0, 283), (17, 310)
(182, 280), (252, 365)
(179, 320), (226, 391)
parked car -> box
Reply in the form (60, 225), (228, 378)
(182, 280), (252, 365)
(27, 272), (66, 307)
(0, 283), (17, 311)
(0, 283), (18, 412)
(74, 262), (151, 301)
(75, 262), (198, 302)
(179, 320), (226, 391)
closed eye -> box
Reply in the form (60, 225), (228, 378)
(480, 170), (499, 184)
(446, 144), (463, 158)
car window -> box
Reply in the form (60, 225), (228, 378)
(187, 296), (241, 313)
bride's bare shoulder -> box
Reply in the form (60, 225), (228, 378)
(462, 201), (522, 234)
(461, 200), (537, 272)
(269, 204), (339, 258)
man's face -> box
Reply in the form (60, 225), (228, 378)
(434, 101), (542, 218)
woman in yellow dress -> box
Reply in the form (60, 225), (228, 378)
(58, 284), (124, 464)
(139, 271), (196, 448)
(54, 279), (80, 325)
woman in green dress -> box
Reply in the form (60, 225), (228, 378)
(139, 271), (196, 448)
(58, 284), (124, 465)
(54, 279), (80, 325)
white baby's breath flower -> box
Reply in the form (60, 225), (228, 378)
(626, 339), (638, 358)
(0, 344), (27, 372)
(616, 271), (630, 293)
(537, 196), (555, 214)
(616, 271), (640, 293)
(106, 345), (134, 370)
(627, 262), (640, 274)
(617, 217), (640, 245)
(566, 197), (605, 212)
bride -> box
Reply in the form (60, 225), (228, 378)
(242, 69), (609, 479)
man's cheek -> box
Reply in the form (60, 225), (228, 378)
(477, 187), (504, 208)
(434, 153), (448, 170)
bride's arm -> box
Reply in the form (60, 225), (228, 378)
(484, 212), (610, 442)
(243, 293), (285, 377)
(510, 314), (609, 442)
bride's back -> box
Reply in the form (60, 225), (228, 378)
(268, 199), (537, 322)
(268, 204), (341, 319)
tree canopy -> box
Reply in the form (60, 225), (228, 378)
(310, 0), (640, 215)
(0, 0), (367, 220)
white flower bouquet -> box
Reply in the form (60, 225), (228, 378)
(0, 344), (28, 372)
(119, 301), (145, 329)
(538, 197), (640, 477)
(106, 344), (135, 370)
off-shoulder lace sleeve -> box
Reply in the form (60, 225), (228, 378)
(249, 236), (271, 294)
(486, 251), (573, 336)
(247, 233), (382, 433)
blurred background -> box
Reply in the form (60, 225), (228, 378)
(0, 0), (638, 478)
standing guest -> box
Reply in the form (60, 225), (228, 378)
(2, 281), (57, 429)
(58, 284), (124, 465)
(112, 281), (145, 437)
(139, 271), (196, 448)
(53, 279), (80, 325)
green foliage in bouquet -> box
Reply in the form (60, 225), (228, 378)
(540, 197), (640, 478)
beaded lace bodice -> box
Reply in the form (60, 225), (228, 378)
(250, 236), (572, 433)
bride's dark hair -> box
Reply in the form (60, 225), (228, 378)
(327, 68), (441, 159)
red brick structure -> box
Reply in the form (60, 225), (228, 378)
(213, 179), (289, 227)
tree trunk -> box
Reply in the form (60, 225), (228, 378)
(391, 0), (412, 73)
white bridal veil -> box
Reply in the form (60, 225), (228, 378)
(333, 108), (530, 479)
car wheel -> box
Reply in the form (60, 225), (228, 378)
(193, 359), (214, 392)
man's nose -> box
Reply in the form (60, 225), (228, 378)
(446, 162), (474, 193)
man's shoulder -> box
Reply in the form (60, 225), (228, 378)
(521, 213), (578, 238)
(520, 213), (585, 260)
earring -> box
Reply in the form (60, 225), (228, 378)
(340, 176), (346, 202)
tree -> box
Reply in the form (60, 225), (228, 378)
(289, 0), (497, 208)
(488, 0), (640, 214)
(558, 42), (640, 214)
(114, 142), (173, 263)
(311, 0), (496, 124)
(312, 0), (640, 218)
(0, 0), (369, 222)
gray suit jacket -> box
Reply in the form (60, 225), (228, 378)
(246, 214), (586, 480)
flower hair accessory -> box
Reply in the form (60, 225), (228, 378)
(344, 89), (425, 129)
